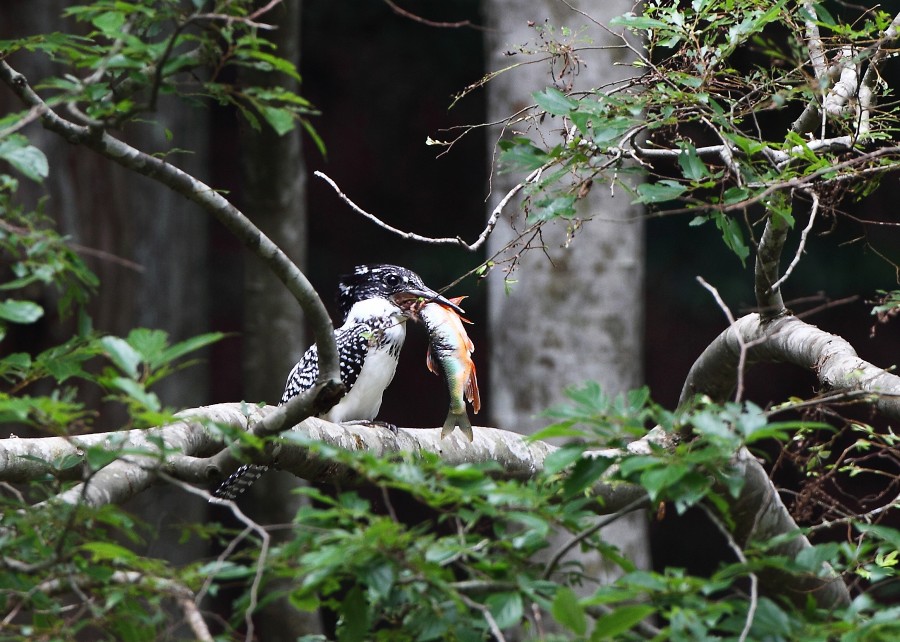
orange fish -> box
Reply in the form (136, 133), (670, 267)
(415, 296), (480, 441)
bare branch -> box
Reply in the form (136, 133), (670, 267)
(700, 504), (759, 642)
(0, 59), (344, 432)
(754, 214), (789, 317)
(25, 571), (214, 641)
(679, 313), (900, 422)
(769, 191), (819, 293)
(696, 276), (749, 402)
(541, 496), (648, 580)
(314, 168), (545, 252)
(162, 474), (269, 642)
(802, 1), (827, 81)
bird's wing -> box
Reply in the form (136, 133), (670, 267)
(335, 323), (372, 392)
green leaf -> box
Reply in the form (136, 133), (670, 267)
(126, 328), (169, 364)
(338, 585), (371, 642)
(0, 135), (49, 182)
(81, 541), (137, 562)
(100, 336), (142, 378)
(610, 13), (668, 31)
(109, 377), (161, 411)
(259, 105), (295, 136)
(157, 331), (225, 366)
(84, 444), (121, 471)
(527, 195), (577, 224)
(92, 11), (125, 34)
(677, 143), (708, 181)
(486, 591), (523, 629)
(590, 604), (655, 640)
(640, 463), (689, 502)
(551, 586), (587, 635)
(242, 50), (302, 82)
(722, 186), (751, 205)
(563, 456), (614, 498)
(541, 445), (586, 475)
(635, 180), (686, 204)
(362, 560), (394, 600)
(533, 87), (578, 116)
(0, 299), (44, 324)
(499, 138), (548, 172)
(713, 213), (750, 264)
(591, 116), (634, 147)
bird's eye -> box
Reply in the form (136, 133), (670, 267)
(384, 273), (400, 287)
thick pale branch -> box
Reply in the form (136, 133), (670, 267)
(0, 401), (856, 608)
(5, 416), (860, 616)
(0, 59), (340, 400)
(679, 313), (900, 419)
(754, 215), (789, 316)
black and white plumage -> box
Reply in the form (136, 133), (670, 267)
(212, 264), (459, 500)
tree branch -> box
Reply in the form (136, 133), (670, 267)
(754, 214), (789, 317)
(0, 398), (863, 609)
(0, 59), (342, 412)
(314, 168), (544, 252)
(679, 313), (900, 418)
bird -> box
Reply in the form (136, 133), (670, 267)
(211, 264), (461, 500)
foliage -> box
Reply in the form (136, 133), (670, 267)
(494, 0), (900, 273)
(0, 0), (899, 640)
(0, 0), (321, 150)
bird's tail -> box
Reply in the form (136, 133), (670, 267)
(211, 464), (269, 501)
(441, 411), (474, 442)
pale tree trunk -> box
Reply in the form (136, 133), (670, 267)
(237, 2), (319, 639)
(0, 0), (211, 570)
(483, 0), (651, 599)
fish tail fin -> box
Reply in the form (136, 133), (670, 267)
(441, 411), (474, 442)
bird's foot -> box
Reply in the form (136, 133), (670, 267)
(343, 419), (398, 434)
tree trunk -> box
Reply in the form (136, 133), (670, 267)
(0, 0), (212, 558)
(237, 2), (320, 638)
(483, 0), (650, 600)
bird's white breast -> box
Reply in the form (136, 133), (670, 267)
(324, 298), (407, 422)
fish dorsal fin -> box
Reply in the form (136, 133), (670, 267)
(446, 296), (474, 324)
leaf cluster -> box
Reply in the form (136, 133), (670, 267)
(495, 0), (900, 266)
(0, 0), (320, 146)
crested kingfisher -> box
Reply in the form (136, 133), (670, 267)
(212, 264), (460, 500)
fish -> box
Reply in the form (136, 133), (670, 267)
(414, 295), (481, 441)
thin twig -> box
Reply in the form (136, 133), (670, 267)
(382, 0), (483, 29)
(314, 167), (545, 252)
(701, 505), (758, 642)
(696, 276), (749, 402)
(70, 243), (146, 272)
(161, 474), (270, 642)
(457, 592), (507, 641)
(769, 191), (819, 293)
(542, 496), (647, 580)
(0, 104), (46, 139)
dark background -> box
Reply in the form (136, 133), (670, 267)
(2, 0), (898, 591)
(208, 0), (898, 421)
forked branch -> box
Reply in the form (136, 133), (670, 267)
(0, 60), (343, 442)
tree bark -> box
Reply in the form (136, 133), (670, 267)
(0, 400), (851, 609)
(237, 2), (319, 638)
(680, 313), (900, 419)
(483, 0), (650, 602)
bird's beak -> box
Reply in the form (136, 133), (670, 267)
(394, 288), (465, 315)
